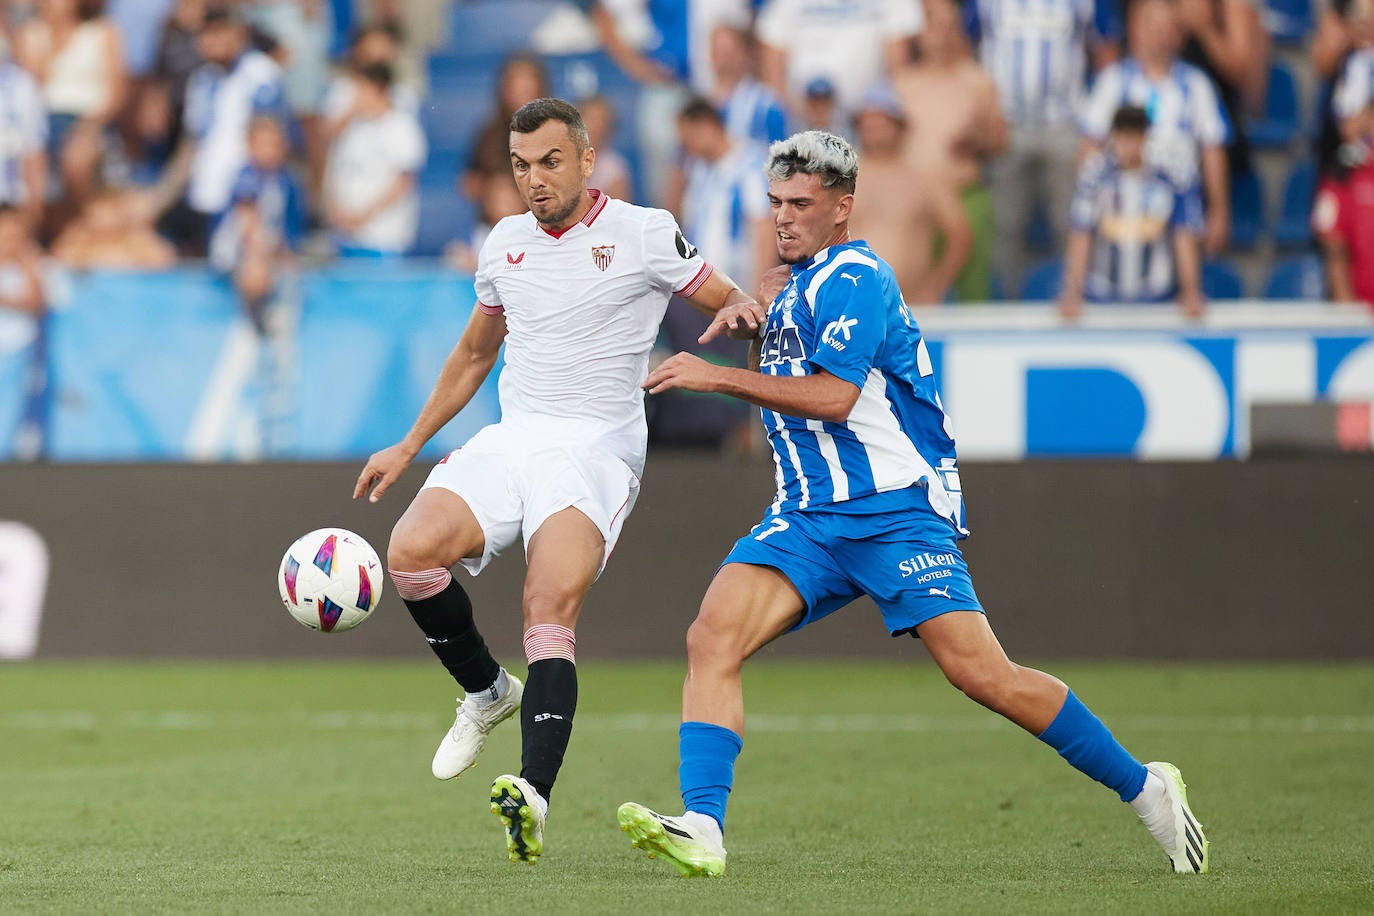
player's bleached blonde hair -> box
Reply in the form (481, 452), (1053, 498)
(764, 131), (859, 194)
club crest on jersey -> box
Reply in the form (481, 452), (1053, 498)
(591, 244), (616, 271)
(505, 251), (525, 270)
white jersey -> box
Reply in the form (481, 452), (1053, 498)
(474, 190), (713, 475)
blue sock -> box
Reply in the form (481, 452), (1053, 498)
(1037, 691), (1147, 802)
(678, 721), (743, 831)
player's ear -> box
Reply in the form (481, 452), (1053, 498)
(582, 145), (596, 179)
(834, 192), (854, 226)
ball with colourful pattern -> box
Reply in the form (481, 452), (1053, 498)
(278, 528), (383, 633)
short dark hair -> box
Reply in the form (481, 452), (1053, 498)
(351, 21), (403, 48)
(357, 61), (394, 89)
(509, 98), (589, 152)
(678, 96), (724, 126)
(202, 5), (241, 27)
(1111, 105), (1151, 134)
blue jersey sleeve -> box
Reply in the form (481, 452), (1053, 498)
(804, 263), (887, 390)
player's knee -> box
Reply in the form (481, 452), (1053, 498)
(386, 518), (438, 572)
(685, 611), (742, 670)
(945, 662), (1015, 710)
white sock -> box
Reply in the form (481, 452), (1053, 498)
(1129, 771), (1167, 818)
(467, 668), (509, 708)
(529, 784), (549, 819)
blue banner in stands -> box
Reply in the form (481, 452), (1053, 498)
(2, 268), (1372, 461)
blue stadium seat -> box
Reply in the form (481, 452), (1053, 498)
(1248, 61), (1300, 148)
(1263, 254), (1326, 299)
(1229, 169), (1265, 249)
(1201, 259), (1245, 299)
(411, 191), (475, 259)
(447, 1), (561, 57)
(1019, 260), (1063, 301)
(1275, 158), (1317, 247)
(1263, 0), (1314, 43)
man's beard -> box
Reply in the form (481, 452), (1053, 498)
(535, 193), (581, 227)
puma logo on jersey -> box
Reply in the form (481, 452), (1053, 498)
(505, 251), (525, 269)
(839, 272), (861, 285)
(928, 586), (952, 599)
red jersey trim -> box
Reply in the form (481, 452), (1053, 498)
(477, 301), (504, 315)
(538, 189), (607, 239)
(674, 262), (714, 298)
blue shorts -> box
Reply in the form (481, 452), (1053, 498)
(721, 485), (983, 638)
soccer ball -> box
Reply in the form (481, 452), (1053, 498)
(278, 528), (383, 633)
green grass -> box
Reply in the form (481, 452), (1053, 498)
(2, 661), (1372, 914)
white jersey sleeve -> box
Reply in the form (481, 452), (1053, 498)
(473, 224), (505, 314)
(641, 208), (714, 297)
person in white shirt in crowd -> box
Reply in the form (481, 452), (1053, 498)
(1079, 0), (1231, 255)
(14, 0), (125, 229)
(321, 22), (418, 143)
(708, 23), (789, 148)
(324, 60), (425, 258)
(0, 54), (49, 229)
(967, 0), (1122, 295)
(144, 5), (285, 256)
(756, 0), (922, 121)
(249, 0), (332, 205)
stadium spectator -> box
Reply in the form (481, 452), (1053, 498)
(321, 22), (418, 142)
(52, 187), (177, 270)
(144, 6), (284, 257)
(443, 172), (525, 274)
(676, 97), (775, 299)
(462, 52), (548, 204)
(354, 0), (434, 91)
(0, 204), (45, 315)
(14, 0), (127, 227)
(1313, 101), (1374, 306)
(579, 0), (754, 207)
(1080, 0), (1231, 255)
(136, 0), (205, 169)
(0, 52), (49, 228)
(757, 0), (923, 119)
(708, 23), (788, 147)
(965, 0), (1121, 296)
(323, 61), (425, 257)
(209, 116), (304, 333)
(1059, 106), (1205, 318)
(106, 0), (174, 166)
(581, 95), (633, 203)
(797, 76), (850, 139)
(893, 0), (1004, 301)
(1312, 0), (1362, 177)
(848, 84), (971, 304)
(1177, 0), (1269, 180)
(1333, 13), (1374, 141)
(249, 0), (333, 203)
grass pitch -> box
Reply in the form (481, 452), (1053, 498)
(2, 661), (1371, 915)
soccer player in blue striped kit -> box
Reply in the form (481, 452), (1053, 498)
(617, 130), (1210, 877)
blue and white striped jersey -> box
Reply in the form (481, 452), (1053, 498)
(720, 76), (789, 147)
(0, 63), (47, 207)
(1080, 58), (1230, 188)
(967, 0), (1119, 127)
(1334, 47), (1374, 120)
(1070, 153), (1203, 303)
(758, 240), (967, 535)
(682, 141), (770, 293)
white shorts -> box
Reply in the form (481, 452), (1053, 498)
(420, 422), (641, 577)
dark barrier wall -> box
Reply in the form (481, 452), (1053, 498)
(3, 458), (1372, 660)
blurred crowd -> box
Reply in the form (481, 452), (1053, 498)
(1, 0), (1374, 330)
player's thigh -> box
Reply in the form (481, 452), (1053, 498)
(387, 487), (486, 571)
(690, 563), (807, 666)
(522, 506), (605, 628)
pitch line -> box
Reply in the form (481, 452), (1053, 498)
(2, 711), (1373, 734)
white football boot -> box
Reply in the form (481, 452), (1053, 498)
(1137, 761), (1210, 874)
(490, 774), (547, 864)
(617, 802), (727, 877)
(430, 674), (523, 779)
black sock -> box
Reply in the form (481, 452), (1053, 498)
(520, 658), (577, 803)
(402, 577), (500, 693)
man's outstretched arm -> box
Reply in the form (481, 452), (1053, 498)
(644, 352), (860, 424)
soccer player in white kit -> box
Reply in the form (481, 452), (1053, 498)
(353, 98), (765, 864)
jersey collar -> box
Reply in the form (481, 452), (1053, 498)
(537, 188), (608, 239)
